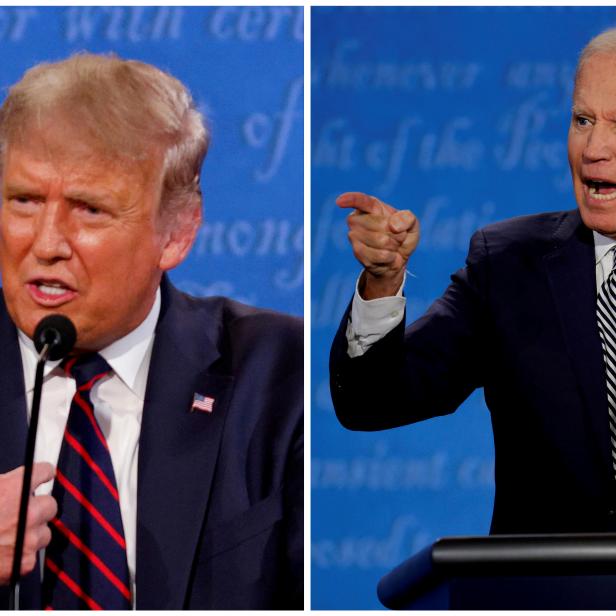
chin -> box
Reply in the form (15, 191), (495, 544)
(579, 207), (616, 239)
(9, 299), (66, 342)
(9, 311), (37, 340)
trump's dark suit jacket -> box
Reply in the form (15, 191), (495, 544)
(0, 277), (303, 609)
(331, 209), (616, 535)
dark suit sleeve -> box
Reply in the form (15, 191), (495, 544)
(330, 229), (491, 430)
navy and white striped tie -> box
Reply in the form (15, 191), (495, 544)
(597, 249), (616, 481)
(42, 353), (131, 610)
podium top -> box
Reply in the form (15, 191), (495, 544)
(378, 532), (616, 609)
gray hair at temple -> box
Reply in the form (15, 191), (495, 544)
(575, 27), (616, 85)
(0, 52), (209, 226)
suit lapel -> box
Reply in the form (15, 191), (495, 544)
(0, 295), (29, 473)
(0, 295), (42, 609)
(544, 212), (612, 479)
(136, 280), (234, 609)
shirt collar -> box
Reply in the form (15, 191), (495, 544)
(18, 286), (161, 398)
(593, 230), (616, 266)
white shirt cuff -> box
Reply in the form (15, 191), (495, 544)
(345, 272), (406, 358)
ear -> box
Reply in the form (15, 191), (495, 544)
(158, 205), (202, 271)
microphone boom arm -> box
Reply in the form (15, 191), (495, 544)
(8, 315), (76, 610)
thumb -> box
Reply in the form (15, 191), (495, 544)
(31, 462), (55, 490)
(389, 210), (416, 234)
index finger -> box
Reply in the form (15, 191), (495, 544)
(336, 192), (385, 215)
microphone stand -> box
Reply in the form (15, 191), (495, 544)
(8, 343), (50, 610)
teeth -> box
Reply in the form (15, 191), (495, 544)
(38, 283), (68, 296)
(589, 186), (616, 201)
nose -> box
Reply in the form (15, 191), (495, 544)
(31, 202), (72, 263)
(583, 122), (616, 163)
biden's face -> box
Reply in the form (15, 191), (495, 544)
(569, 53), (616, 238)
(0, 123), (191, 351)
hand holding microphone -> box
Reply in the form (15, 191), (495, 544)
(0, 464), (57, 585)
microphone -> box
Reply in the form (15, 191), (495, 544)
(33, 314), (77, 361)
(9, 314), (76, 609)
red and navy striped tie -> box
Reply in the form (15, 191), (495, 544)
(42, 353), (132, 610)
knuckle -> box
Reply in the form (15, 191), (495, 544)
(23, 532), (37, 553)
(375, 249), (392, 263)
(375, 234), (390, 249)
(44, 495), (58, 519)
(403, 234), (417, 249)
(350, 234), (369, 251)
(383, 203), (395, 214)
(352, 248), (369, 266)
(39, 525), (52, 548)
(26, 505), (37, 526)
(349, 237), (362, 253)
(32, 495), (57, 522)
(374, 217), (389, 231)
(20, 553), (36, 575)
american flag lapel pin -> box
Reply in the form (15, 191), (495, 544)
(191, 393), (215, 413)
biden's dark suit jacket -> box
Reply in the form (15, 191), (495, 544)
(0, 276), (303, 609)
(331, 209), (616, 535)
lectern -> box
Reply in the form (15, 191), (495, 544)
(378, 533), (616, 609)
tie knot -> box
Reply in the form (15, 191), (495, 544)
(61, 353), (111, 388)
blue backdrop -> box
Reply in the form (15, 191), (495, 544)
(0, 6), (303, 316)
(311, 6), (616, 609)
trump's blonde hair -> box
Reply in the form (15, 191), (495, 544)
(0, 52), (209, 225)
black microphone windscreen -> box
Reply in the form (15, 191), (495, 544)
(33, 314), (77, 360)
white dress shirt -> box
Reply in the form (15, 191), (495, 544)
(347, 231), (616, 357)
(594, 230), (616, 290)
(21, 287), (161, 603)
(345, 273), (406, 357)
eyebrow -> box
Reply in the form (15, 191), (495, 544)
(571, 103), (616, 123)
(63, 190), (109, 207)
(3, 182), (43, 197)
(3, 182), (113, 208)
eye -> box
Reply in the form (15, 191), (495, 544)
(6, 195), (41, 214)
(74, 201), (102, 216)
(12, 194), (37, 204)
(70, 199), (112, 224)
(574, 114), (592, 128)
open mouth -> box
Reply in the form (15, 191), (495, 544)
(37, 282), (70, 296)
(27, 279), (76, 305)
(586, 179), (616, 201)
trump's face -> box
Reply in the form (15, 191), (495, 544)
(569, 53), (616, 238)
(0, 122), (194, 350)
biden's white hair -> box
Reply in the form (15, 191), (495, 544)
(576, 27), (616, 85)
